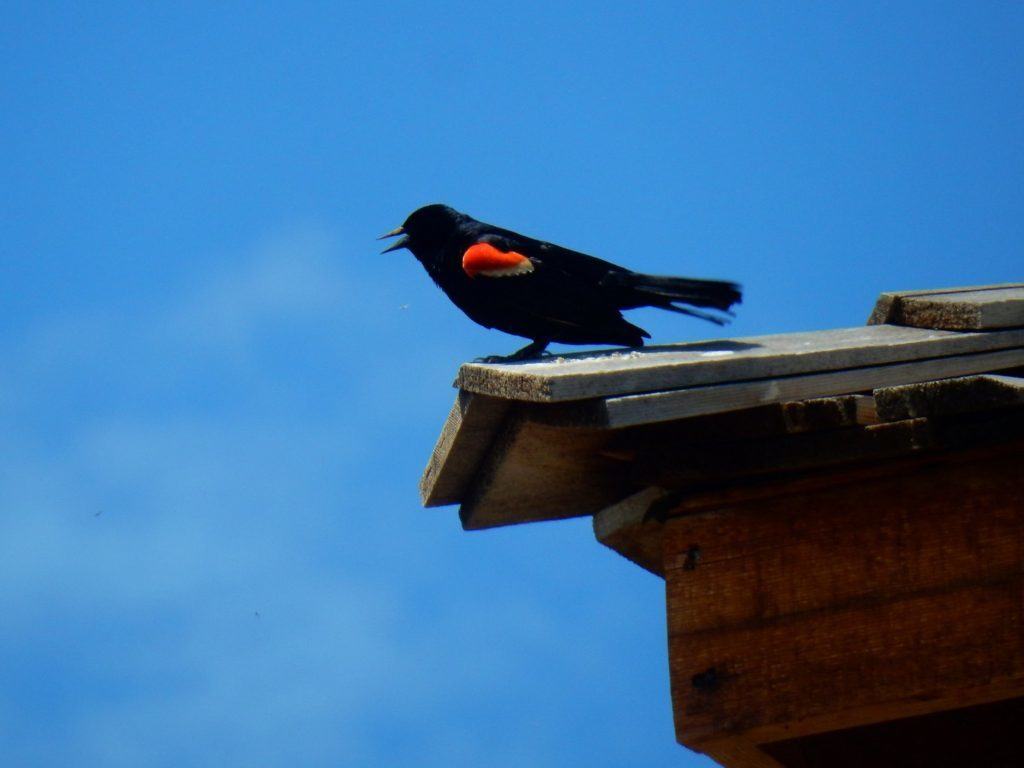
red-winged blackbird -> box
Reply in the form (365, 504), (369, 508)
(380, 204), (742, 361)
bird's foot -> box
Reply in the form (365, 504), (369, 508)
(475, 340), (550, 364)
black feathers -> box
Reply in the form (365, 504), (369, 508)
(381, 204), (742, 361)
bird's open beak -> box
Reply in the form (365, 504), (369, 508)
(378, 226), (410, 253)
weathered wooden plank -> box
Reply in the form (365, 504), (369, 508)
(867, 283), (1023, 325)
(455, 325), (1024, 403)
(869, 284), (1024, 330)
(779, 394), (877, 432)
(662, 450), (1024, 634)
(670, 579), (1024, 745)
(591, 487), (669, 576)
(873, 373), (1024, 422)
(420, 391), (511, 507)
(458, 415), (631, 530)
(900, 287), (1024, 329)
(581, 346), (1024, 429)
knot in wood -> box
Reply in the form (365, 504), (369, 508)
(682, 545), (702, 571)
(691, 667), (720, 692)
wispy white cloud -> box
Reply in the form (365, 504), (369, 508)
(165, 228), (345, 353)
(0, 228), (396, 763)
(0, 227), (346, 415)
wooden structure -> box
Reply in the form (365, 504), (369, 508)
(421, 284), (1024, 767)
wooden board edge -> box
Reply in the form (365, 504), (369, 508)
(873, 373), (1024, 421)
(868, 283), (1024, 330)
(866, 292), (899, 325)
(454, 323), (1024, 403)
(592, 487), (671, 577)
(457, 416), (628, 530)
(593, 346), (1024, 430)
(695, 737), (787, 768)
(419, 391), (511, 507)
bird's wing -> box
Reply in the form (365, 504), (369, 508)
(460, 234), (647, 341)
(468, 231), (739, 321)
(483, 229), (627, 281)
(462, 232), (624, 282)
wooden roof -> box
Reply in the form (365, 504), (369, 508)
(420, 283), (1024, 532)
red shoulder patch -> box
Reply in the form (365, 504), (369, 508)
(462, 243), (534, 278)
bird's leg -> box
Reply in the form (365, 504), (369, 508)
(507, 338), (549, 360)
(477, 339), (550, 364)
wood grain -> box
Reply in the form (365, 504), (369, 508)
(593, 441), (1024, 580)
(780, 394), (877, 432)
(869, 284), (1024, 330)
(583, 346), (1024, 429)
(873, 373), (1024, 422)
(457, 414), (631, 530)
(420, 391), (511, 506)
(591, 487), (669, 576)
(671, 580), (1024, 744)
(662, 450), (1024, 633)
(664, 450), (1024, 745)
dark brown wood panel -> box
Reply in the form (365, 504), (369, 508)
(669, 579), (1024, 744)
(663, 451), (1024, 632)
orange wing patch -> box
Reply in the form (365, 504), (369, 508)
(462, 242), (535, 278)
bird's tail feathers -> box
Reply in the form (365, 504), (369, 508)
(606, 272), (743, 323)
(659, 303), (730, 326)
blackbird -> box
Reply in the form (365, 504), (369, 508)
(380, 204), (742, 361)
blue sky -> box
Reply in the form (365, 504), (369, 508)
(2, 3), (1022, 766)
